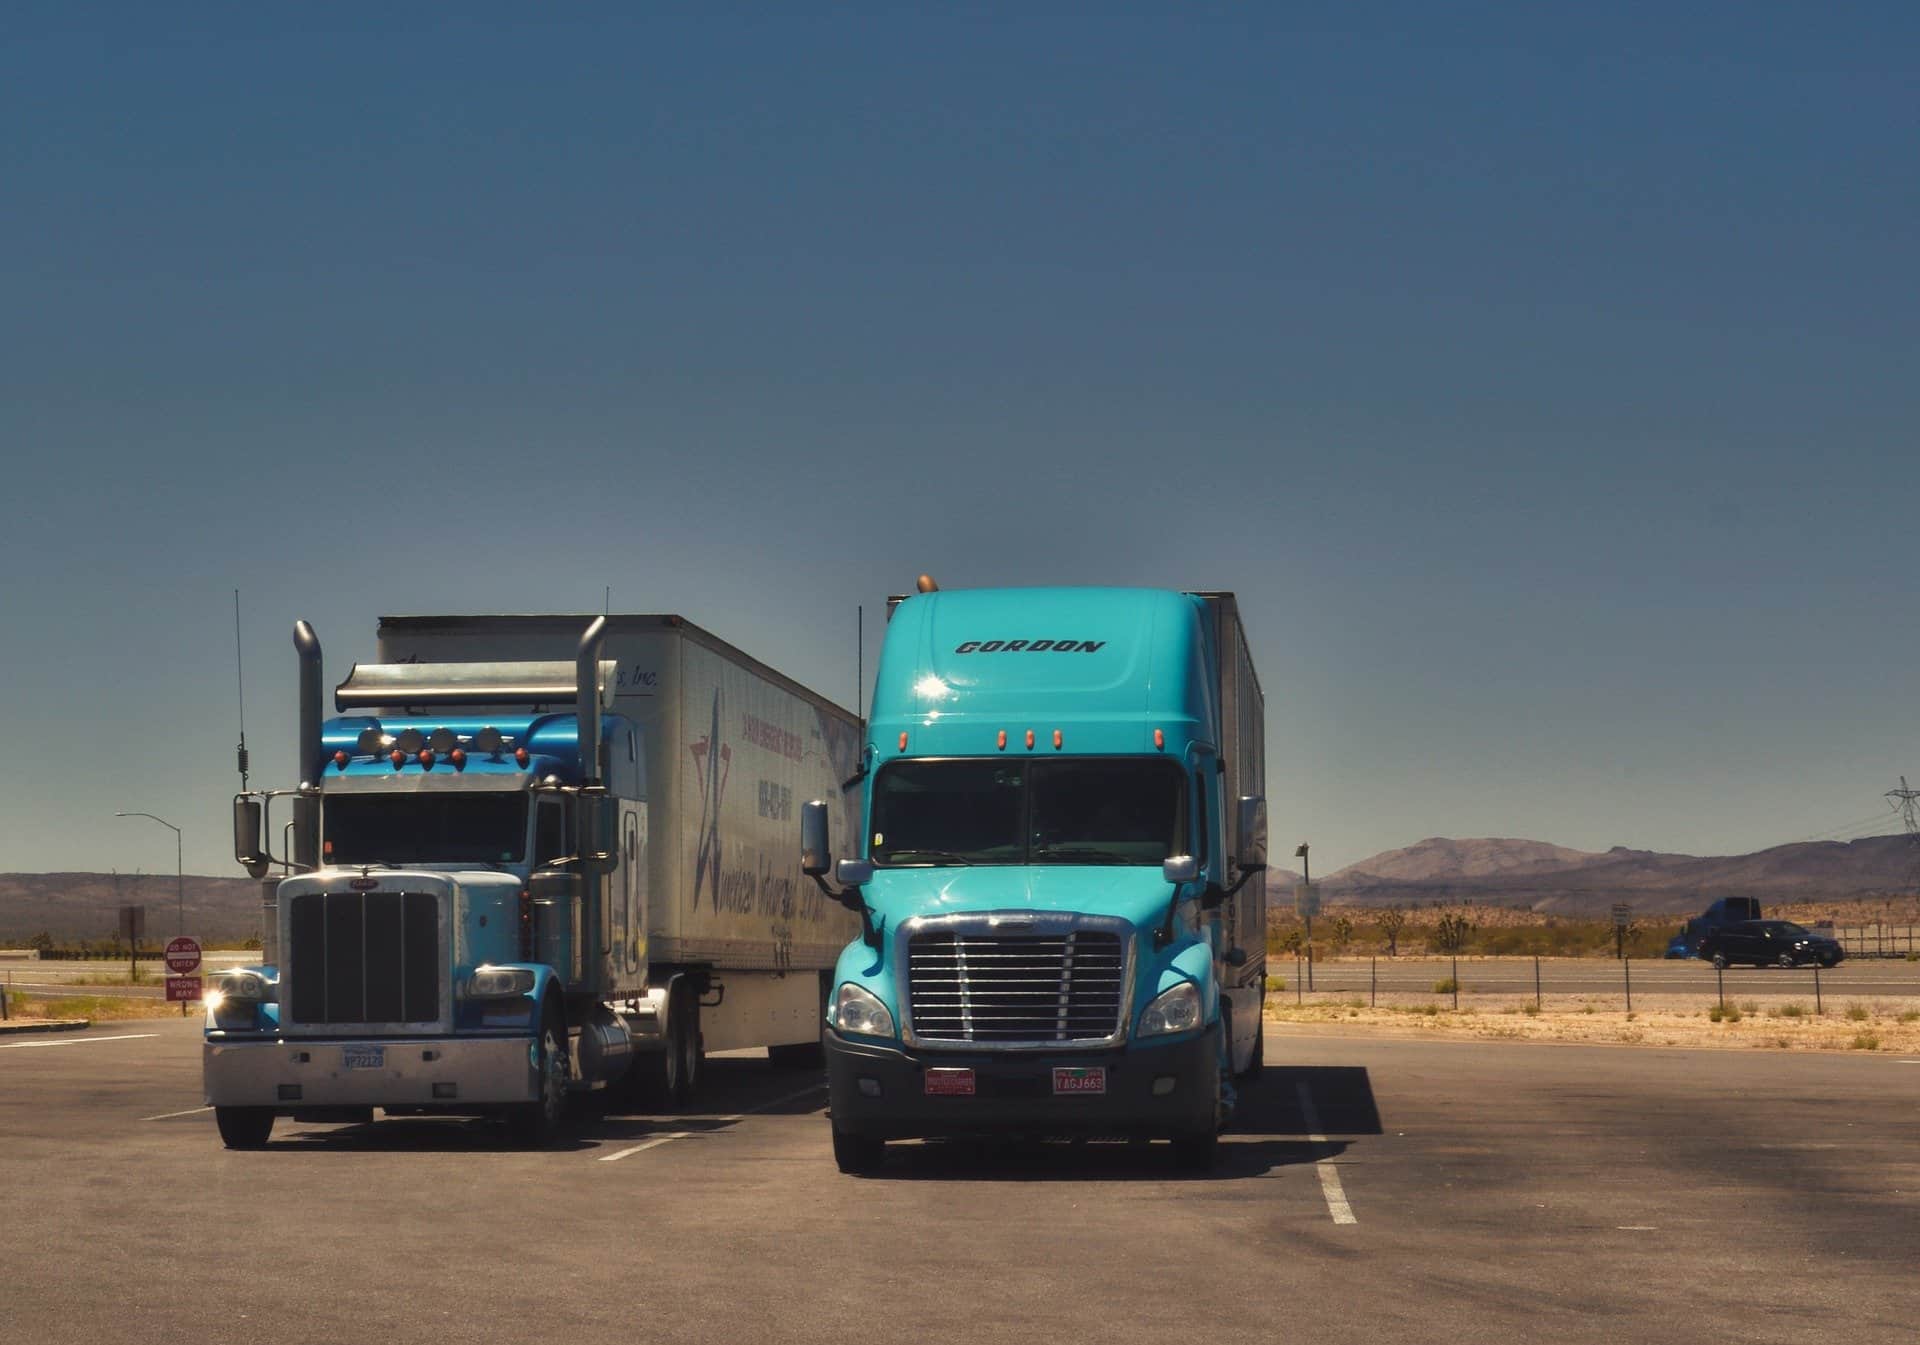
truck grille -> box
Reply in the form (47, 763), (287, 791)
(288, 891), (440, 1025)
(907, 929), (1127, 1044)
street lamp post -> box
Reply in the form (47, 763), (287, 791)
(1295, 842), (1311, 991)
(115, 812), (183, 936)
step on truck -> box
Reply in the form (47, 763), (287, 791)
(801, 582), (1267, 1173)
(208, 613), (861, 1148)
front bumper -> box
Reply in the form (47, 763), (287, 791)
(203, 1034), (537, 1111)
(826, 1027), (1219, 1140)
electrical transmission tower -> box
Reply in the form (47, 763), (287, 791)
(1888, 776), (1920, 897)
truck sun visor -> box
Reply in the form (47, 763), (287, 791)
(334, 660), (618, 711)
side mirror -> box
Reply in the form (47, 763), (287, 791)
(233, 797), (269, 879)
(578, 792), (618, 875)
(801, 800), (832, 877)
(1236, 795), (1268, 869)
(1162, 854), (1198, 885)
(835, 858), (873, 888)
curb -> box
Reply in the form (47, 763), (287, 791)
(0, 1018), (93, 1036)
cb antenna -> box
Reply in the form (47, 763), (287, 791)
(233, 588), (250, 790)
(857, 605), (863, 722)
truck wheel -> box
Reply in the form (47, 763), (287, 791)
(676, 984), (702, 1104)
(831, 1124), (884, 1175)
(215, 1106), (274, 1149)
(508, 1018), (569, 1148)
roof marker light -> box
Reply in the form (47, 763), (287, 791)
(333, 750), (350, 770)
(1025, 730), (1035, 750)
(997, 730), (1007, 751)
(514, 747), (530, 768)
(1154, 728), (1165, 750)
(419, 749), (436, 770)
(449, 747), (466, 770)
(1053, 729), (1063, 750)
(898, 732), (908, 752)
(390, 749), (406, 770)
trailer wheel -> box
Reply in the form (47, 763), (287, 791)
(215, 1106), (274, 1149)
(676, 985), (702, 1103)
(831, 1125), (884, 1175)
(508, 1016), (570, 1148)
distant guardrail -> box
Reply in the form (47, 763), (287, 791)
(1831, 925), (1919, 959)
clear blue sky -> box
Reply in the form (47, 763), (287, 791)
(3, 4), (1915, 878)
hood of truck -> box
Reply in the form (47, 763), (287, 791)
(862, 865), (1178, 934)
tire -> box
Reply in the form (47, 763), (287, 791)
(831, 1124), (885, 1175)
(677, 986), (703, 1104)
(508, 1017), (569, 1148)
(1710, 953), (1729, 970)
(1776, 953), (1795, 969)
(215, 1106), (274, 1149)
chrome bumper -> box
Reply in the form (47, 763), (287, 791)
(203, 1035), (537, 1109)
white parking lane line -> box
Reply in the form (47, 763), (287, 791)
(1295, 1080), (1358, 1225)
(0, 1033), (160, 1050)
(598, 1081), (827, 1162)
(142, 1105), (214, 1121)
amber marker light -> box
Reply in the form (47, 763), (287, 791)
(419, 748), (435, 770)
(514, 747), (530, 768)
(1025, 729), (1035, 750)
(1053, 729), (1064, 749)
(997, 730), (1007, 751)
(389, 749), (406, 769)
(1154, 728), (1165, 751)
(333, 750), (350, 770)
(898, 731), (908, 751)
(449, 747), (466, 770)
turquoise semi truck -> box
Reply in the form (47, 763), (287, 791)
(208, 614), (860, 1148)
(802, 583), (1267, 1172)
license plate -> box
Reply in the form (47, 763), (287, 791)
(924, 1067), (975, 1097)
(1053, 1067), (1106, 1096)
(341, 1045), (385, 1071)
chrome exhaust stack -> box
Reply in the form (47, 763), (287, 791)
(293, 621), (322, 870)
(576, 615), (607, 784)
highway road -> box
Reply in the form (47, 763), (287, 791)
(1284, 956), (1920, 1002)
(3, 1018), (1916, 1344)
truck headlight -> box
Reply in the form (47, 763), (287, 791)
(215, 971), (270, 1003)
(467, 967), (536, 999)
(831, 983), (895, 1039)
(1138, 982), (1202, 1037)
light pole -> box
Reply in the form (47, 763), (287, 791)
(1295, 843), (1312, 991)
(115, 812), (183, 936)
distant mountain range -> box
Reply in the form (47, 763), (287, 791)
(1316, 834), (1919, 917)
(2, 832), (1916, 940)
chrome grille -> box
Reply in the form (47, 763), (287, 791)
(907, 929), (1127, 1044)
(287, 890), (440, 1026)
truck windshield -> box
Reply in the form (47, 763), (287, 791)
(869, 758), (1187, 867)
(323, 793), (530, 866)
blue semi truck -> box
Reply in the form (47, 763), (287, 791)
(801, 582), (1268, 1172)
(207, 614), (860, 1148)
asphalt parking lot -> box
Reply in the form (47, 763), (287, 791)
(4, 1019), (1916, 1345)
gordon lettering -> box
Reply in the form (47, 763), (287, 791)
(954, 639), (1106, 654)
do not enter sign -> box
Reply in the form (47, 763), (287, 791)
(165, 936), (202, 975)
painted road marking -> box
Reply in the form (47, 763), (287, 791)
(142, 1105), (214, 1121)
(0, 1033), (160, 1051)
(1295, 1080), (1358, 1225)
(598, 1082), (827, 1162)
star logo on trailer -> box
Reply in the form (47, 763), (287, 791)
(689, 689), (730, 911)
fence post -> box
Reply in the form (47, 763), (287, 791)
(1623, 957), (1632, 1015)
(1295, 952), (1302, 1006)
(1307, 943), (1314, 993)
(1814, 964), (1822, 1016)
(1451, 955), (1459, 1011)
(1534, 955), (1542, 1011)
(3, 968), (10, 1021)
(1717, 964), (1725, 1010)
(1370, 955), (1377, 1008)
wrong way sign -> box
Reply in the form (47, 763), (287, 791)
(165, 936), (202, 975)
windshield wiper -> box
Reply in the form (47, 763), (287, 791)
(882, 849), (975, 866)
(1031, 847), (1136, 865)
